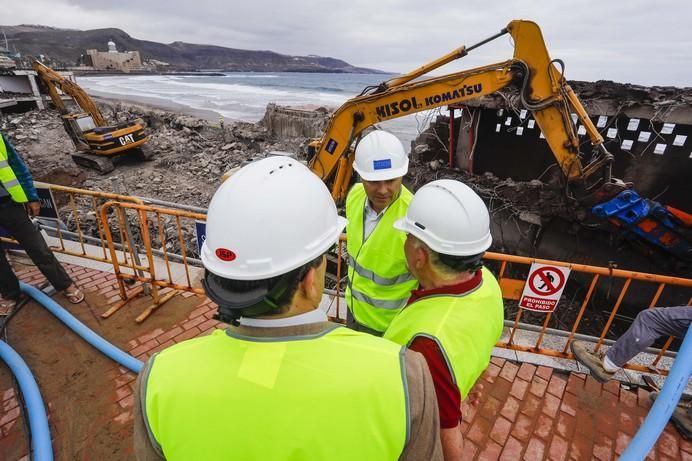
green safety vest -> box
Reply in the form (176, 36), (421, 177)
(143, 327), (409, 461)
(0, 136), (29, 203)
(345, 183), (418, 332)
(384, 267), (504, 398)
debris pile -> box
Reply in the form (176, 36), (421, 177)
(0, 101), (309, 257)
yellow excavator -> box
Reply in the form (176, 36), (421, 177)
(32, 61), (152, 173)
(307, 20), (690, 262)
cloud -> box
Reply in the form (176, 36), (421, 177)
(5, 0), (692, 85)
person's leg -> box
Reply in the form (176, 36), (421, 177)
(1, 202), (73, 292)
(605, 306), (692, 368)
(0, 204), (22, 302)
(571, 306), (692, 382)
(0, 244), (21, 301)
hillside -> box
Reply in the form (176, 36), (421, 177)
(2, 24), (381, 73)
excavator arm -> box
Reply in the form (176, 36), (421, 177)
(32, 60), (107, 126)
(307, 20), (690, 264)
(31, 60), (151, 173)
(308, 20), (615, 202)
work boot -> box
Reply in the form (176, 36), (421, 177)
(649, 392), (692, 440)
(570, 340), (616, 383)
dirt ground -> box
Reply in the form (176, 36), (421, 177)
(0, 282), (203, 460)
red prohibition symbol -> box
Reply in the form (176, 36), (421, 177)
(528, 266), (565, 296)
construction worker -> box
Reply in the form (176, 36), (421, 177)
(133, 156), (442, 461)
(345, 130), (418, 335)
(0, 131), (83, 312)
(384, 179), (505, 461)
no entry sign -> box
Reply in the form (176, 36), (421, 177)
(519, 263), (571, 312)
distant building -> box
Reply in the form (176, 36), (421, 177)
(86, 41), (143, 73)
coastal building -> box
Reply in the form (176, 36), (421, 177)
(85, 40), (143, 73)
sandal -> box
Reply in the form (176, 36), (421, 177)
(63, 286), (85, 304)
(0, 299), (17, 316)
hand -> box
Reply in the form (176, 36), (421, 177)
(466, 388), (483, 407)
(26, 201), (41, 218)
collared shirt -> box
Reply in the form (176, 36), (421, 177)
(363, 200), (389, 240)
(407, 269), (483, 428)
(407, 269), (483, 305)
(238, 309), (328, 328)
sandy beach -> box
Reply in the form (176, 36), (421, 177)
(90, 91), (228, 123)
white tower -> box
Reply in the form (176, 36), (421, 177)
(107, 40), (117, 53)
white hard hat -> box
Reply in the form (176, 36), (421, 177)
(393, 179), (492, 256)
(201, 156), (347, 280)
(353, 130), (409, 181)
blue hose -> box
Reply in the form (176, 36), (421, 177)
(0, 340), (54, 461)
(20, 282), (143, 373)
(620, 325), (692, 460)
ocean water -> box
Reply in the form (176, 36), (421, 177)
(78, 72), (443, 148)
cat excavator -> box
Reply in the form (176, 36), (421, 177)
(32, 61), (152, 173)
(307, 20), (690, 263)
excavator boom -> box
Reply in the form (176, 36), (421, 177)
(308, 20), (613, 201)
(32, 61), (107, 126)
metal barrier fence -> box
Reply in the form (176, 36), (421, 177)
(327, 245), (691, 375)
(482, 252), (692, 375)
(95, 199), (691, 376)
(1, 183), (144, 267)
(100, 201), (206, 322)
(5, 186), (690, 375)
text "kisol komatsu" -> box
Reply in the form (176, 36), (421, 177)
(375, 83), (484, 119)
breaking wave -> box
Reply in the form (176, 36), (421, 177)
(78, 72), (425, 146)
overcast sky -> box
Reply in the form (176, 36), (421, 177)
(7, 0), (692, 86)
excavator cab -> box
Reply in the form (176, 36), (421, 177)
(62, 114), (95, 149)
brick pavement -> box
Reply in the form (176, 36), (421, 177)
(1, 263), (690, 460)
(462, 358), (690, 460)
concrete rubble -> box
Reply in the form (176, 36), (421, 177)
(0, 101), (311, 257)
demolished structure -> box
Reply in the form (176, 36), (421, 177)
(404, 81), (692, 277)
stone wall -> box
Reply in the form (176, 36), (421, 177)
(260, 103), (331, 139)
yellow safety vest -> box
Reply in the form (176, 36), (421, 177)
(345, 183), (418, 332)
(0, 136), (29, 203)
(144, 327), (409, 461)
(384, 267), (504, 398)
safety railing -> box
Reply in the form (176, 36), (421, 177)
(6, 187), (689, 376)
(94, 199), (692, 375)
(329, 243), (691, 375)
(99, 201), (206, 322)
(0, 182), (144, 267)
(483, 252), (691, 375)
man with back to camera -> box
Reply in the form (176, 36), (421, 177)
(384, 179), (505, 460)
(133, 156), (443, 460)
(345, 129), (418, 335)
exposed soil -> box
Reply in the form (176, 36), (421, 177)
(0, 265), (203, 460)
